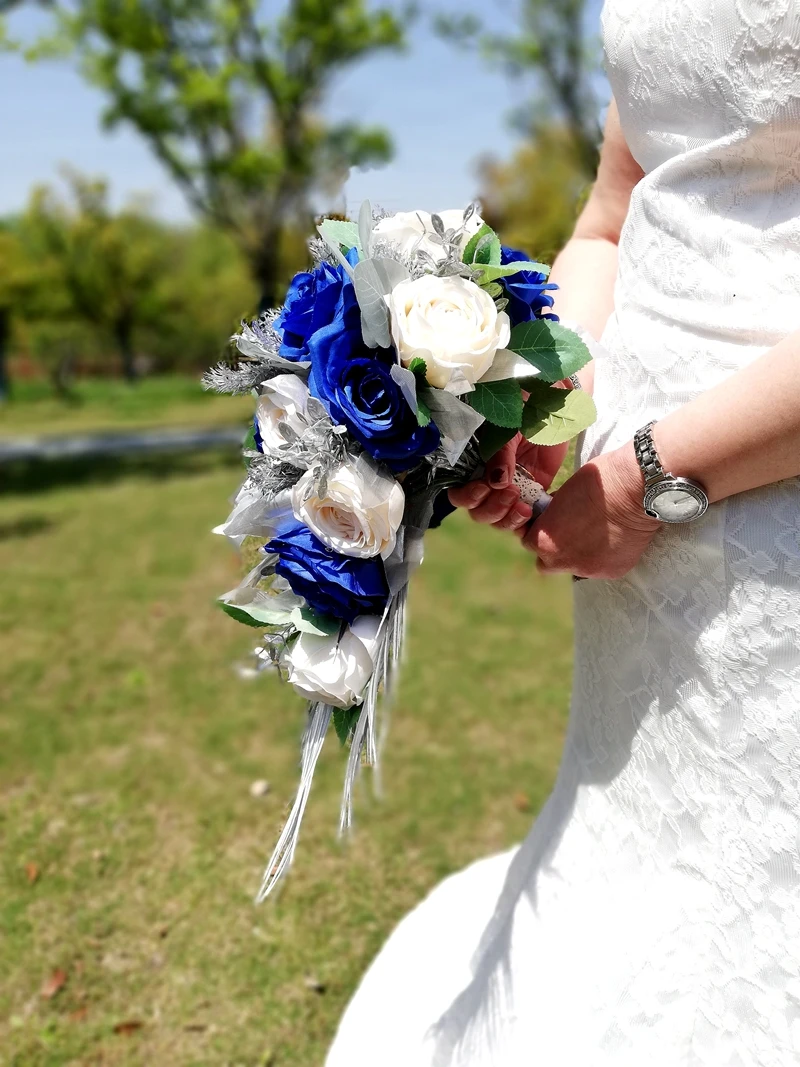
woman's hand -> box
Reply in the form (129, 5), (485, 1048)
(447, 435), (570, 532)
(521, 443), (662, 580)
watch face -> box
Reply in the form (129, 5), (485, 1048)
(646, 483), (708, 523)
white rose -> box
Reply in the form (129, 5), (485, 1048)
(291, 454), (404, 560)
(255, 374), (312, 453)
(372, 208), (484, 262)
(286, 615), (381, 709)
(387, 274), (511, 389)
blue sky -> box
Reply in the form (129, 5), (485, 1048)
(0, 1), (606, 221)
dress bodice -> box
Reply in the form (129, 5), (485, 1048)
(603, 0), (800, 174)
(581, 0), (800, 458)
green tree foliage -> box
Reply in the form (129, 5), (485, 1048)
(437, 0), (603, 179)
(18, 170), (177, 381)
(477, 126), (590, 263)
(0, 226), (29, 400)
(15, 0), (409, 308)
(7, 172), (258, 391)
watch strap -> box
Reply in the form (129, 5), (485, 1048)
(633, 422), (667, 485)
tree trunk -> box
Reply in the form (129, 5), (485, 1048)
(0, 307), (10, 402)
(115, 317), (138, 382)
(252, 226), (286, 314)
(50, 349), (76, 399)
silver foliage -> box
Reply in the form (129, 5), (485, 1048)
(246, 413), (350, 497)
(352, 257), (410, 348)
(203, 310), (297, 395)
(202, 359), (276, 395)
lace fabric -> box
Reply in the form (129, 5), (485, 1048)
(327, 3), (800, 1063)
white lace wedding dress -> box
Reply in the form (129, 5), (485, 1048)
(327, 2), (800, 1064)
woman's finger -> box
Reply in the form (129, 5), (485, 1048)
(483, 436), (520, 491)
(448, 482), (491, 510)
(468, 488), (521, 525)
(492, 500), (532, 532)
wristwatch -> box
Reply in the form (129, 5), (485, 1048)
(633, 422), (709, 523)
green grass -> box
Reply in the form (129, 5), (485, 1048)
(0, 451), (573, 1067)
(0, 376), (253, 437)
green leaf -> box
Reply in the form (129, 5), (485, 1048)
(521, 381), (598, 445)
(475, 233), (501, 266)
(508, 320), (592, 382)
(481, 281), (504, 299)
(318, 218), (361, 255)
(478, 421), (518, 462)
(467, 380), (524, 429)
(243, 423), (257, 451)
(333, 706), (362, 746)
(289, 606), (339, 637)
(219, 602), (273, 629)
(463, 222), (501, 266)
(407, 360), (431, 424)
(472, 261), (551, 284)
(463, 222), (493, 263)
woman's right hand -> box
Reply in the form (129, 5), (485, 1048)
(447, 435), (570, 533)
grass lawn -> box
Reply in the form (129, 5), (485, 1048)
(0, 449), (574, 1067)
(0, 377), (253, 438)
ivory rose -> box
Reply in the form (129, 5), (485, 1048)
(285, 615), (381, 709)
(255, 374), (313, 453)
(291, 455), (405, 560)
(387, 274), (511, 389)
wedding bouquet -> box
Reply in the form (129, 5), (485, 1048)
(205, 203), (597, 899)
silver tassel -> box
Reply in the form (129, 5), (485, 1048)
(255, 702), (332, 902)
(337, 587), (409, 834)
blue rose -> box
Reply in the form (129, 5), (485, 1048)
(500, 246), (559, 327)
(307, 282), (440, 473)
(274, 249), (359, 361)
(265, 523), (389, 624)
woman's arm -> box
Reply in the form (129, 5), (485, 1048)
(653, 330), (800, 502)
(549, 98), (644, 393)
(522, 329), (800, 579)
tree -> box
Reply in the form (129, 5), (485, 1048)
(437, 0), (603, 179)
(19, 170), (175, 381)
(0, 223), (41, 401)
(0, 231), (18, 401)
(15, 0), (410, 309)
(476, 126), (590, 264)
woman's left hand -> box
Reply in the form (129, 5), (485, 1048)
(520, 442), (663, 580)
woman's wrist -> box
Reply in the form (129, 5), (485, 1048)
(595, 443), (662, 533)
(649, 414), (722, 503)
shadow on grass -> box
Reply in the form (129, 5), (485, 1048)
(1, 448), (244, 497)
(0, 514), (56, 539)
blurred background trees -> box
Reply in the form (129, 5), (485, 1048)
(19, 172), (175, 385)
(4, 172), (256, 394)
(476, 127), (590, 265)
(437, 0), (602, 181)
(0, 0), (604, 402)
(22, 0), (410, 310)
(439, 0), (601, 262)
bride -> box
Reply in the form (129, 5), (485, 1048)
(327, 2), (800, 1064)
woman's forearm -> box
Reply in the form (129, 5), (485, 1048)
(549, 236), (619, 395)
(652, 329), (800, 503)
(549, 236), (619, 341)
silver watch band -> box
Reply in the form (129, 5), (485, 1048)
(633, 421), (667, 484)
